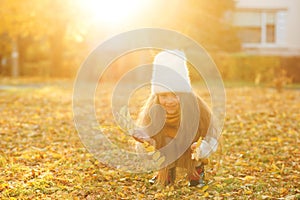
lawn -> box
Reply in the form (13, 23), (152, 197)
(0, 80), (299, 199)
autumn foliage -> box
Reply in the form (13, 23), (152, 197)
(0, 80), (299, 199)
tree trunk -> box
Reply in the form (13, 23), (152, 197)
(49, 23), (66, 77)
(11, 37), (19, 77)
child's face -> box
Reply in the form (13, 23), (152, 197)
(158, 93), (180, 114)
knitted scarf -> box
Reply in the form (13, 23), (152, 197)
(164, 109), (181, 138)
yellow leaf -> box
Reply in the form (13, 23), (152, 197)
(270, 137), (278, 141)
(152, 151), (161, 160)
(280, 163), (285, 174)
(196, 137), (202, 148)
(154, 193), (164, 198)
(244, 176), (255, 181)
(118, 192), (125, 197)
(142, 142), (149, 148)
(262, 195), (271, 199)
(280, 187), (288, 194)
(119, 106), (127, 117)
(203, 192), (209, 197)
(272, 163), (280, 171)
(200, 185), (209, 192)
(0, 183), (9, 190)
(240, 122), (244, 128)
(157, 156), (165, 166)
(244, 190), (252, 195)
(145, 145), (155, 152)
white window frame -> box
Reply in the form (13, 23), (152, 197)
(238, 10), (287, 48)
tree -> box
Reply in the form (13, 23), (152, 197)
(140, 0), (240, 52)
(0, 0), (40, 76)
(0, 0), (88, 77)
(0, 0), (240, 77)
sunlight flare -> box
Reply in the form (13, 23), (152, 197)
(77, 0), (147, 26)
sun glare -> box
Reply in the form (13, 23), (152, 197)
(78, 0), (147, 27)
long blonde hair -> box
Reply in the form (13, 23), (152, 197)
(137, 92), (212, 184)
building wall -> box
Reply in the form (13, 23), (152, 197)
(285, 0), (300, 50)
(236, 0), (290, 8)
(234, 0), (300, 55)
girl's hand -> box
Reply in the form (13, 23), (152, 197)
(132, 129), (151, 143)
(191, 142), (198, 150)
(192, 138), (218, 159)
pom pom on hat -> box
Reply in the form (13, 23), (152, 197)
(151, 49), (192, 94)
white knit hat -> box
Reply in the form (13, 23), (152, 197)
(151, 49), (192, 94)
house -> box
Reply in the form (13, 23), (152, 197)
(233, 0), (300, 56)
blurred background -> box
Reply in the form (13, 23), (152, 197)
(1, 1), (299, 198)
(0, 0), (299, 89)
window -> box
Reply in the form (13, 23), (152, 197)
(233, 10), (287, 45)
(266, 12), (275, 43)
(237, 27), (261, 43)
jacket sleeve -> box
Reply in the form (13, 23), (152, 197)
(197, 128), (218, 158)
(196, 97), (219, 158)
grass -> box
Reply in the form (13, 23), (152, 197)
(0, 79), (299, 199)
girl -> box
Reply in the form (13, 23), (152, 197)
(133, 49), (218, 187)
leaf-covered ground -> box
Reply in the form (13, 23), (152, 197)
(0, 81), (299, 199)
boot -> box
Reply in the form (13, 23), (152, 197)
(188, 165), (205, 187)
(148, 175), (157, 185)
